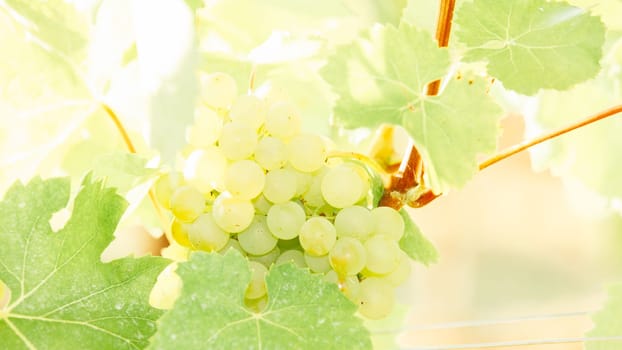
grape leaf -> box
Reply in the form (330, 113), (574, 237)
(454, 0), (605, 95)
(149, 251), (371, 350)
(0, 177), (168, 349)
(399, 209), (438, 266)
(586, 283), (622, 349)
(321, 23), (502, 192)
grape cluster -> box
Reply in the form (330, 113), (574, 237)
(153, 72), (411, 319)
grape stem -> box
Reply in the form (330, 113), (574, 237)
(479, 104), (622, 170)
(101, 103), (170, 239)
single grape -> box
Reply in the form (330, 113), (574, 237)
(321, 164), (366, 208)
(170, 185), (205, 222)
(371, 206), (405, 241)
(340, 275), (361, 304)
(266, 201), (306, 240)
(254, 136), (287, 170)
(238, 216), (278, 256)
(211, 192), (254, 233)
(186, 213), (229, 252)
(245, 261), (268, 300)
(219, 121), (257, 160)
(186, 106), (222, 148)
(357, 277), (395, 319)
(304, 252), (331, 273)
(299, 217), (336, 256)
(265, 101), (301, 140)
(200, 72), (237, 109)
(224, 160), (265, 200)
(276, 249), (306, 268)
(184, 147), (227, 193)
(149, 263), (182, 310)
(171, 218), (192, 247)
(249, 246), (280, 268)
(153, 172), (185, 209)
(334, 206), (374, 239)
(364, 235), (401, 274)
(382, 251), (412, 287)
(263, 169), (297, 204)
(288, 134), (326, 172)
(329, 237), (366, 276)
(229, 94), (266, 130)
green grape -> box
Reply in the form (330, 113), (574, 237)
(229, 94), (266, 130)
(302, 169), (327, 208)
(218, 238), (246, 256)
(334, 206), (373, 239)
(224, 160), (265, 199)
(184, 147), (227, 193)
(219, 121), (257, 160)
(382, 251), (411, 286)
(288, 134), (327, 172)
(252, 195), (272, 215)
(304, 252), (331, 273)
(289, 166), (313, 196)
(321, 164), (366, 208)
(170, 185), (205, 222)
(329, 237), (366, 276)
(364, 235), (401, 274)
(371, 206), (405, 241)
(265, 101), (301, 140)
(357, 277), (395, 319)
(299, 217), (336, 256)
(171, 218), (192, 247)
(186, 213), (229, 252)
(276, 249), (306, 268)
(200, 72), (237, 109)
(254, 136), (287, 170)
(340, 275), (361, 304)
(186, 106), (222, 148)
(245, 261), (268, 300)
(212, 192), (254, 233)
(323, 270), (339, 284)
(153, 172), (185, 209)
(266, 201), (305, 240)
(249, 246), (280, 268)
(263, 169), (297, 204)
(238, 216), (278, 255)
(149, 263), (182, 310)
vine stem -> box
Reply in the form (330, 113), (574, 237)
(479, 104), (622, 170)
(101, 104), (170, 238)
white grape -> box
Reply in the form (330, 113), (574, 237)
(171, 219), (192, 247)
(238, 216), (278, 256)
(219, 121), (257, 160)
(186, 106), (222, 148)
(200, 72), (237, 109)
(304, 252), (331, 273)
(364, 235), (401, 274)
(289, 167), (313, 196)
(329, 237), (366, 276)
(302, 169), (327, 208)
(249, 246), (280, 268)
(265, 101), (301, 140)
(170, 186), (205, 222)
(245, 261), (268, 300)
(153, 172), (185, 209)
(321, 164), (366, 208)
(211, 192), (254, 233)
(299, 217), (336, 256)
(276, 249), (306, 268)
(357, 277), (395, 319)
(266, 201), (305, 240)
(382, 251), (412, 286)
(224, 160), (265, 200)
(149, 263), (182, 310)
(288, 134), (326, 172)
(263, 169), (297, 204)
(186, 213), (229, 252)
(254, 136), (287, 170)
(340, 275), (361, 303)
(229, 95), (266, 130)
(184, 147), (227, 193)
(334, 206), (374, 239)
(371, 206), (405, 241)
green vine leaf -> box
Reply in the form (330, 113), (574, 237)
(399, 209), (438, 266)
(321, 23), (502, 192)
(587, 283), (622, 349)
(149, 251), (371, 350)
(0, 177), (168, 349)
(454, 0), (606, 95)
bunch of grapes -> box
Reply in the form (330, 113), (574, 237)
(152, 72), (411, 319)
